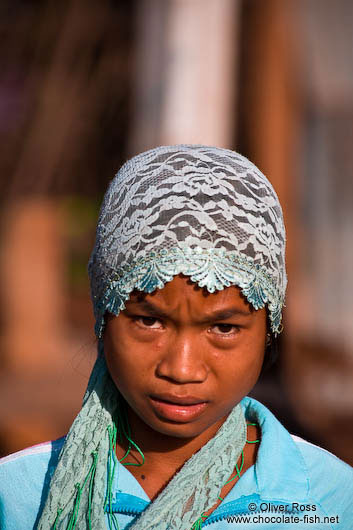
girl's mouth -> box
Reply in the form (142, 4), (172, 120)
(148, 394), (208, 422)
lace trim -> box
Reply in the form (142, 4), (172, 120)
(93, 246), (284, 338)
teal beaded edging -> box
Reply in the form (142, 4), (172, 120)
(93, 246), (284, 338)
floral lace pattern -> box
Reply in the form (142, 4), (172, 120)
(89, 145), (286, 336)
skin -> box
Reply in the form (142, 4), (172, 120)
(104, 274), (267, 503)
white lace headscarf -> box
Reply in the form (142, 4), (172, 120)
(38, 145), (286, 530)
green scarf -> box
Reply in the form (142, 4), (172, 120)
(38, 350), (246, 529)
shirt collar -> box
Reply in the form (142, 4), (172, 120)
(241, 396), (310, 502)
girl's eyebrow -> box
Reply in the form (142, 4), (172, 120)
(199, 308), (252, 323)
(125, 300), (170, 319)
(126, 300), (252, 322)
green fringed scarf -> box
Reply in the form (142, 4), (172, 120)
(37, 349), (247, 530)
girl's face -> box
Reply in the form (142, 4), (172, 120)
(104, 275), (267, 439)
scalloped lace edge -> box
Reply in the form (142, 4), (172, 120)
(92, 247), (284, 338)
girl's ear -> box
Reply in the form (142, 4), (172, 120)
(105, 311), (116, 322)
(261, 335), (279, 374)
(260, 312), (279, 374)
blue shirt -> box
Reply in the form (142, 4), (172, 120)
(1, 397), (352, 529)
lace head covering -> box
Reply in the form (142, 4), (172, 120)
(38, 145), (286, 530)
(89, 144), (286, 337)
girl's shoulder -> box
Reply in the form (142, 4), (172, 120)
(241, 397), (353, 527)
(291, 435), (353, 497)
(290, 433), (353, 474)
(289, 435), (353, 528)
(0, 437), (65, 530)
(0, 437), (64, 467)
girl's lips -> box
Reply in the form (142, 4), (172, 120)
(148, 396), (208, 422)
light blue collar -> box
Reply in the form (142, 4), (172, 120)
(240, 396), (310, 502)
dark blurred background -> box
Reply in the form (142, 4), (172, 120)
(0, 0), (352, 465)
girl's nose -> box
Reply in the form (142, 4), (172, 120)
(156, 332), (208, 384)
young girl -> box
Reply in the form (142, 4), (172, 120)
(1, 145), (352, 529)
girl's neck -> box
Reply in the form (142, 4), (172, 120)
(118, 404), (228, 472)
(116, 406), (260, 502)
(115, 403), (259, 501)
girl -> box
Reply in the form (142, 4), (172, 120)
(1, 145), (352, 529)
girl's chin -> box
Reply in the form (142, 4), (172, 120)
(145, 420), (215, 440)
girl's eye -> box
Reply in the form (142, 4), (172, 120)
(211, 323), (239, 335)
(136, 316), (163, 329)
